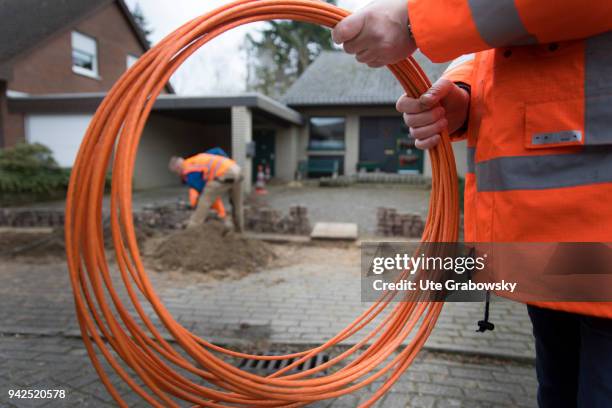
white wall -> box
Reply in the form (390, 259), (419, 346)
(25, 114), (93, 167)
(134, 115), (228, 190)
(423, 139), (469, 179)
(24, 112), (233, 190)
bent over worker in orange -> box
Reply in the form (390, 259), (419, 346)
(169, 149), (244, 232)
(333, 1), (612, 406)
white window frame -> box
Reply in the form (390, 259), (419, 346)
(126, 54), (139, 69)
(71, 31), (99, 79)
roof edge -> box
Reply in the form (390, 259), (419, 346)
(114, 0), (176, 94)
(7, 92), (302, 125)
(115, 0), (150, 54)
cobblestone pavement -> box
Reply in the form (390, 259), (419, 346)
(19, 184), (430, 236)
(0, 243), (537, 407)
(263, 184), (431, 235)
(0, 246), (535, 359)
(0, 335), (536, 408)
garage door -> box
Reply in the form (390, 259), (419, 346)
(26, 114), (92, 167)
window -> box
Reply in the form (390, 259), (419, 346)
(126, 54), (139, 69)
(308, 117), (346, 151)
(71, 31), (99, 78)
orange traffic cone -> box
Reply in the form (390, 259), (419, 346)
(255, 164), (268, 195)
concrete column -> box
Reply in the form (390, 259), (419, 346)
(275, 125), (299, 181)
(298, 123), (309, 161)
(344, 114), (360, 176)
(231, 106), (253, 192)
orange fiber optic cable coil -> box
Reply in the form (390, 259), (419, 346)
(64, 0), (460, 406)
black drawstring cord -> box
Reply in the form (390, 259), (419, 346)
(476, 290), (495, 332)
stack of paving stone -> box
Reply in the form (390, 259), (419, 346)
(376, 207), (425, 238)
(319, 173), (432, 188)
(245, 207), (281, 233)
(358, 172), (430, 185)
(284, 205), (311, 235)
(1, 202), (313, 234)
(134, 202), (192, 229)
(0, 208), (65, 227)
(0, 202), (192, 229)
(245, 205), (311, 235)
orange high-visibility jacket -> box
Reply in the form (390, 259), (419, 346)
(408, 0), (612, 317)
(182, 153), (236, 217)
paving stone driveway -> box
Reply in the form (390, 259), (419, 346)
(20, 184), (431, 236)
(0, 336), (536, 408)
(263, 184), (431, 235)
(0, 243), (537, 407)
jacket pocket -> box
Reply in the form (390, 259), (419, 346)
(524, 98), (584, 150)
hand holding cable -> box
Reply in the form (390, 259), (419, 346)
(397, 78), (470, 150)
(331, 0), (416, 67)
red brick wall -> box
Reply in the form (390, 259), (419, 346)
(0, 81), (23, 148)
(8, 2), (145, 94)
(4, 112), (25, 147)
(0, 80), (7, 147)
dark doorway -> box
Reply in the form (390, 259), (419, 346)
(252, 129), (276, 182)
(359, 117), (423, 174)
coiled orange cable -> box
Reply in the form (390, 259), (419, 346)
(64, 1), (459, 406)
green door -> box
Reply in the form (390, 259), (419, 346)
(359, 117), (399, 172)
(252, 129), (276, 183)
(359, 117), (424, 174)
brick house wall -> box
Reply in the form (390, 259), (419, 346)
(9, 2), (145, 94)
(0, 80), (7, 146)
(4, 1), (147, 146)
(3, 110), (24, 148)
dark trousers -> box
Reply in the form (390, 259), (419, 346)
(527, 305), (612, 408)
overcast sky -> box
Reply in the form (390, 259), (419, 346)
(123, 0), (372, 95)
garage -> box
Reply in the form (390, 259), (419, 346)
(10, 92), (303, 191)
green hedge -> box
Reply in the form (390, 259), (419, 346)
(0, 143), (71, 206)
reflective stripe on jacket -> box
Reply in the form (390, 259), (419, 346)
(181, 153), (236, 182)
(426, 2), (612, 318)
(408, 0), (612, 63)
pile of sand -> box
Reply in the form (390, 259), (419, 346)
(149, 221), (275, 274)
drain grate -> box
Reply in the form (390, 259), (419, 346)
(238, 353), (330, 376)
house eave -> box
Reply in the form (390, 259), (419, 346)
(285, 101), (398, 110)
(7, 92), (303, 126)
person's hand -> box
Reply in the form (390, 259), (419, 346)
(331, 0), (416, 67)
(396, 78), (470, 149)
